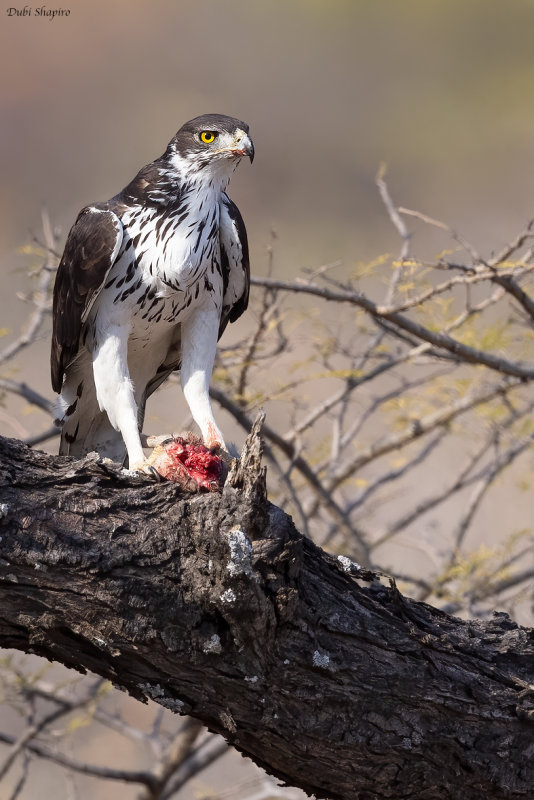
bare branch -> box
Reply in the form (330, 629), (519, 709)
(160, 736), (228, 799)
(397, 207), (481, 262)
(8, 751), (31, 800)
(24, 426), (59, 447)
(139, 718), (204, 800)
(0, 256), (54, 370)
(489, 218), (534, 266)
(0, 730), (157, 789)
(0, 378), (53, 415)
(451, 436), (533, 552)
(249, 276), (534, 380)
(375, 166), (411, 260)
(0, 704), (72, 782)
(318, 378), (522, 498)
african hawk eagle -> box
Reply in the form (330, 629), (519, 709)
(51, 113), (253, 474)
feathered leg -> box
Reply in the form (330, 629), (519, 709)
(92, 324), (146, 470)
(180, 306), (225, 450)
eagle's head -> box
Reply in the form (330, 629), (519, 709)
(167, 114), (254, 186)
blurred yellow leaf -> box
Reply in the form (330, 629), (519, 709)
(352, 253), (391, 279)
(67, 713), (92, 733)
(312, 368), (364, 380)
(17, 244), (46, 258)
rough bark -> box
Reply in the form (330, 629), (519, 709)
(0, 419), (533, 800)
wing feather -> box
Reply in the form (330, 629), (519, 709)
(219, 193), (250, 339)
(51, 205), (123, 393)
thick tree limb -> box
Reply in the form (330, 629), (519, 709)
(0, 422), (533, 800)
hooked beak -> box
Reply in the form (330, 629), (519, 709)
(231, 131), (254, 163)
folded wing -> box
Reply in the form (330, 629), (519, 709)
(51, 205), (123, 393)
(218, 192), (250, 340)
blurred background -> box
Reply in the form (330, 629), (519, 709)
(2, 1), (534, 798)
(3, 0), (534, 426)
(3, 0), (534, 439)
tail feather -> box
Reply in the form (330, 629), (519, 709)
(60, 409), (126, 463)
(55, 348), (155, 467)
(56, 369), (127, 464)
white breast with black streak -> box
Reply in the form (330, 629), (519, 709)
(91, 182), (224, 348)
(88, 190), (223, 453)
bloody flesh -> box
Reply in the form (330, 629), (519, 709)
(147, 437), (224, 491)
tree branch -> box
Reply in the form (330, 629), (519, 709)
(249, 276), (534, 380)
(1, 424), (533, 800)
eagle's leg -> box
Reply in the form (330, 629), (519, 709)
(181, 306), (225, 452)
(92, 326), (149, 472)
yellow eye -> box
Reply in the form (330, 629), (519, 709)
(200, 131), (217, 144)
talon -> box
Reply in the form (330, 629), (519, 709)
(128, 459), (163, 481)
(147, 465), (163, 482)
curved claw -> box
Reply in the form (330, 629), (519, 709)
(128, 460), (163, 481)
(146, 465), (162, 482)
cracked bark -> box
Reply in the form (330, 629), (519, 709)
(0, 418), (533, 800)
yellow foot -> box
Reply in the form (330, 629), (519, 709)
(127, 459), (162, 481)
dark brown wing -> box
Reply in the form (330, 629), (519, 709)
(219, 193), (250, 339)
(51, 204), (123, 393)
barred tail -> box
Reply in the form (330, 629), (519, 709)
(55, 370), (126, 464)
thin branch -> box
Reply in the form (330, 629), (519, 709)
(378, 388), (534, 547)
(396, 207), (534, 320)
(487, 271), (534, 322)
(139, 718), (204, 800)
(26, 683), (161, 752)
(375, 166), (411, 260)
(24, 426), (60, 447)
(8, 751), (31, 800)
(249, 277), (534, 381)
(0, 252), (54, 369)
(414, 434), (534, 606)
(397, 207), (481, 262)
(320, 378), (522, 499)
(348, 430), (447, 516)
(0, 702), (75, 781)
(0, 731), (157, 789)
(489, 217), (534, 266)
(377, 268), (526, 315)
(0, 378), (54, 415)
(236, 287), (284, 403)
(160, 736), (228, 800)
(451, 436), (533, 552)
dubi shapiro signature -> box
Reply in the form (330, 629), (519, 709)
(6, 6), (71, 19)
